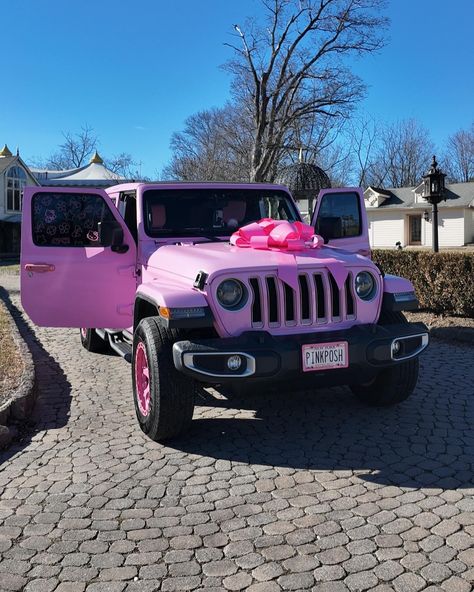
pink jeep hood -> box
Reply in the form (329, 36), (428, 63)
(146, 241), (373, 282)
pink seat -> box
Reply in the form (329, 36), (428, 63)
(151, 204), (166, 228)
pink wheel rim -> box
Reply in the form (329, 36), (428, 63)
(81, 328), (87, 339)
(135, 341), (151, 417)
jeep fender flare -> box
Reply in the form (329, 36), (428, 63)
(381, 274), (419, 312)
(134, 283), (213, 330)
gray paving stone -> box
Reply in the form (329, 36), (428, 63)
(344, 570), (378, 591)
(393, 573), (427, 592)
(247, 582), (282, 592)
(252, 561), (284, 581)
(277, 572), (314, 590)
(0, 278), (473, 592)
(202, 560), (238, 577)
(373, 560), (404, 581)
(222, 572), (253, 590)
(90, 585), (127, 592)
(342, 553), (378, 574)
(420, 562), (452, 584)
(313, 565), (346, 582)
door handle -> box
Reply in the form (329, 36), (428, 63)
(24, 263), (56, 273)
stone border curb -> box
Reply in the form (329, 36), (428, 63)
(0, 287), (36, 447)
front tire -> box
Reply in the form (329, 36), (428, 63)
(132, 317), (196, 442)
(350, 311), (419, 406)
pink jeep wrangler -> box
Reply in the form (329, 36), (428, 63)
(21, 183), (429, 441)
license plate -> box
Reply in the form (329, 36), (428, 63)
(302, 341), (349, 372)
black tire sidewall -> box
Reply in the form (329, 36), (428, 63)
(132, 317), (195, 441)
(132, 319), (160, 433)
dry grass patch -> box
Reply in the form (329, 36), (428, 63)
(0, 261), (20, 275)
(0, 301), (24, 406)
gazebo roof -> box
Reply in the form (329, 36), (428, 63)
(277, 161), (331, 194)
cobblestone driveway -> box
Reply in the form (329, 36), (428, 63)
(0, 275), (473, 592)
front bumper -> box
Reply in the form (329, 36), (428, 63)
(172, 322), (429, 387)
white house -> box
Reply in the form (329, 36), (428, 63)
(0, 145), (39, 254)
(364, 182), (474, 248)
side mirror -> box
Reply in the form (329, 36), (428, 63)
(111, 226), (124, 247)
(98, 221), (129, 253)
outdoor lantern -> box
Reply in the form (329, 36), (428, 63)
(422, 155), (446, 201)
(423, 210), (430, 222)
(422, 155), (446, 253)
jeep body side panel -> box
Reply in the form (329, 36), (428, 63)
(21, 186), (137, 328)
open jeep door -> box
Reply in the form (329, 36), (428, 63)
(311, 188), (371, 257)
(21, 187), (137, 328)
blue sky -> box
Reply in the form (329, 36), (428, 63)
(2, 0), (473, 178)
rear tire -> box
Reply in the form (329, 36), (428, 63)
(350, 311), (419, 406)
(80, 328), (108, 353)
(132, 317), (196, 442)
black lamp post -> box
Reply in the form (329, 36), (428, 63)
(422, 155), (446, 253)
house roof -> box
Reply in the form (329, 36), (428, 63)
(0, 154), (40, 184)
(0, 155), (16, 174)
(365, 182), (474, 209)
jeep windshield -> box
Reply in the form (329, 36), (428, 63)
(143, 187), (301, 239)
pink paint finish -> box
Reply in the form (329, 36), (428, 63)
(145, 240), (382, 337)
(21, 187), (137, 328)
(21, 182), (405, 341)
(136, 281), (208, 310)
(383, 274), (415, 294)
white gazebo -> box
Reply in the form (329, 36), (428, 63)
(30, 152), (126, 187)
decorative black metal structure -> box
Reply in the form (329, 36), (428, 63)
(422, 156), (446, 253)
(277, 155), (331, 219)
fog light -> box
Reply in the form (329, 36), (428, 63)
(227, 355), (242, 371)
(392, 340), (401, 354)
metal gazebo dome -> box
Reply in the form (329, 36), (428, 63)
(277, 157), (331, 219)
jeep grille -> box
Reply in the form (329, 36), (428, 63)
(248, 272), (355, 328)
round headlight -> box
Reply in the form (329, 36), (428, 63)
(216, 279), (246, 309)
(355, 272), (376, 300)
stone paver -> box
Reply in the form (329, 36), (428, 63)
(0, 273), (473, 591)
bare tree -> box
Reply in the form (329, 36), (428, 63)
(224, 0), (388, 182)
(45, 125), (98, 169)
(364, 119), (435, 188)
(443, 124), (474, 182)
(347, 115), (380, 186)
(163, 104), (253, 181)
(277, 110), (352, 184)
(106, 153), (142, 179)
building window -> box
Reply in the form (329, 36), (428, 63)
(408, 215), (422, 245)
(6, 166), (27, 212)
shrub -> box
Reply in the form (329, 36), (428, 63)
(372, 250), (474, 317)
